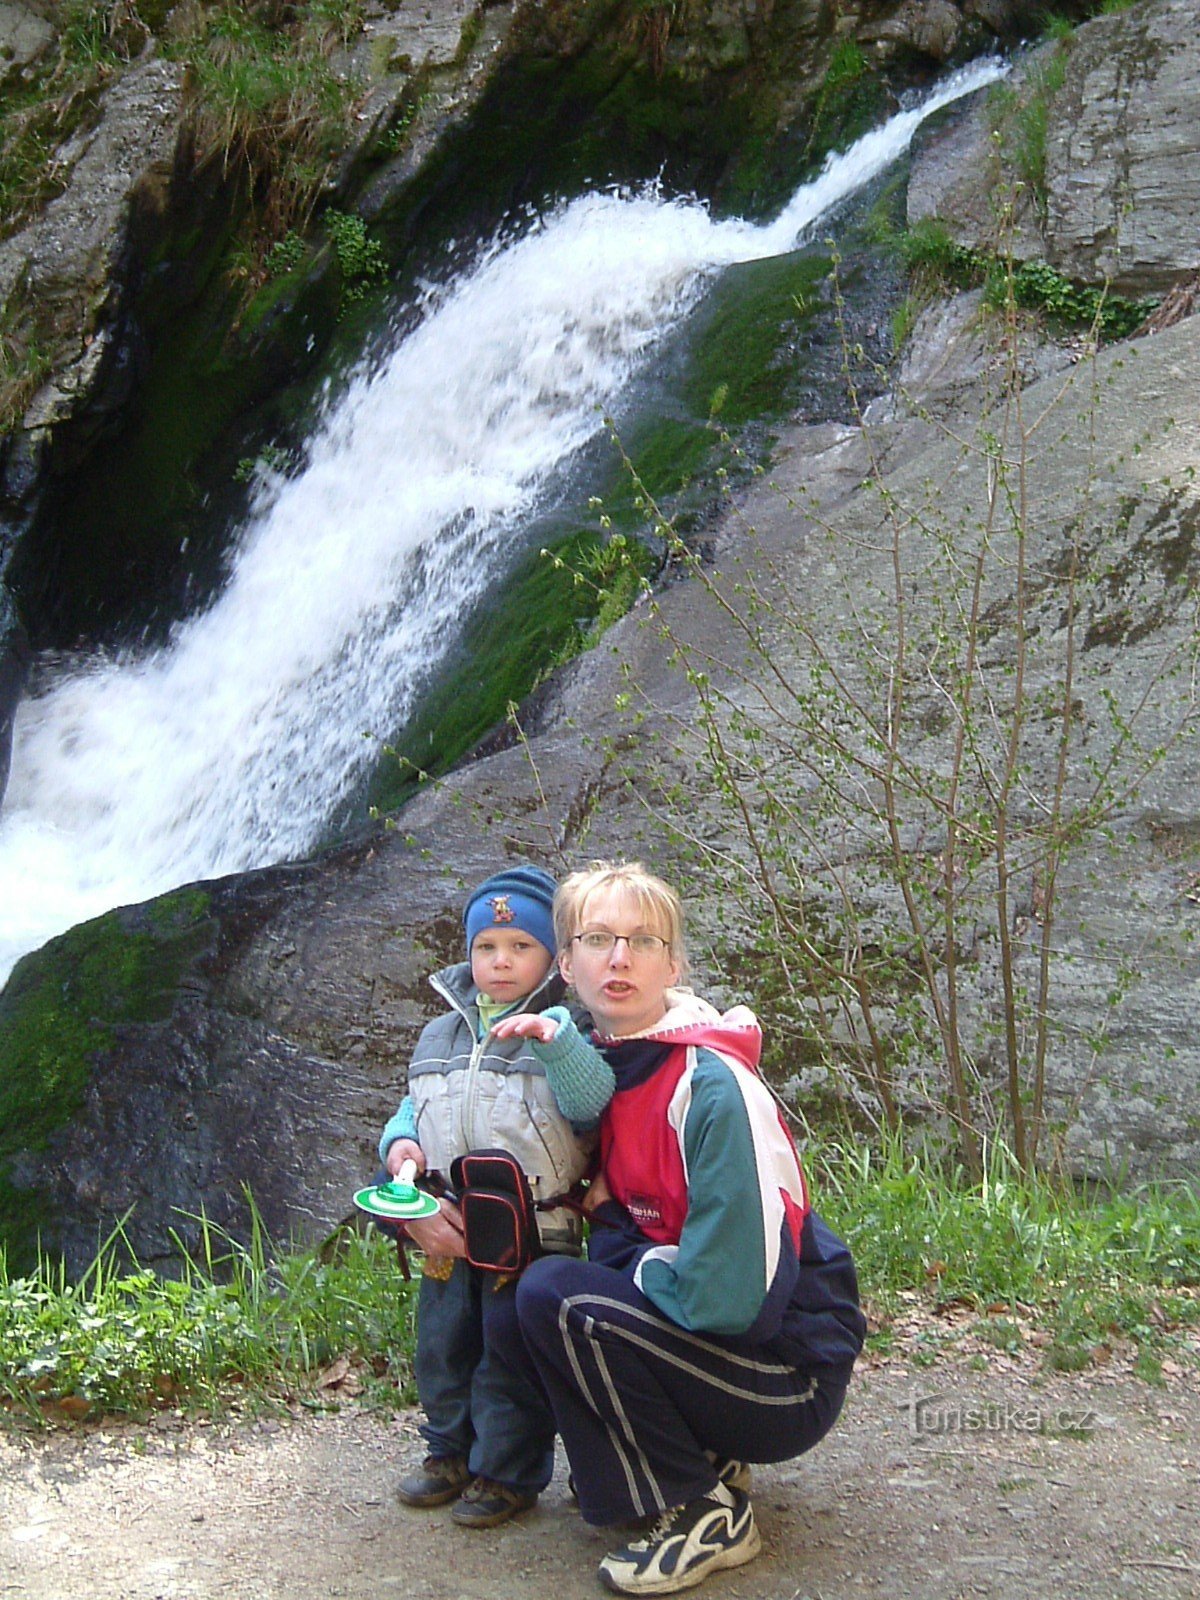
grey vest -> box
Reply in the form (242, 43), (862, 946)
(407, 963), (593, 1252)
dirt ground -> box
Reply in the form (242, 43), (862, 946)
(3, 1348), (1199, 1600)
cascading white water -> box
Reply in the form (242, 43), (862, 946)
(0, 59), (1005, 987)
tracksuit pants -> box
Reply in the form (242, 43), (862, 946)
(489, 1255), (848, 1527)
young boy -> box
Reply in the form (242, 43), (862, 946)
(378, 865), (605, 1528)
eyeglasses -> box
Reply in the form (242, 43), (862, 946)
(570, 931), (670, 956)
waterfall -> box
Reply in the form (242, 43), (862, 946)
(0, 59), (1006, 988)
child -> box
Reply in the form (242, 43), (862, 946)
(379, 865), (607, 1529)
(490, 860), (866, 1594)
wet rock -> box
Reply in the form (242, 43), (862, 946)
(0, 582), (28, 805)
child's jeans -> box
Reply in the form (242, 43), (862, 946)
(415, 1258), (556, 1493)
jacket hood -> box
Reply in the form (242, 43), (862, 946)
(602, 987), (763, 1073)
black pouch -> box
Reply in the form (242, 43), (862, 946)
(449, 1148), (542, 1274)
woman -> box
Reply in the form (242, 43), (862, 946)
(490, 860), (865, 1596)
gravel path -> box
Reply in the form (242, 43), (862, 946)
(4, 1358), (1199, 1599)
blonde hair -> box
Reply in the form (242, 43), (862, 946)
(553, 860), (689, 978)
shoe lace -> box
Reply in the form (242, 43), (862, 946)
(627, 1506), (682, 1550)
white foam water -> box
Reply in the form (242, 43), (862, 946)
(0, 59), (1006, 987)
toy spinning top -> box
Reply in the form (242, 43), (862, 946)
(354, 1159), (441, 1221)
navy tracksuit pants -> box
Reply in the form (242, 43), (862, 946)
(489, 1255), (847, 1527)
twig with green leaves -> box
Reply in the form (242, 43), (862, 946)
(540, 251), (1198, 1180)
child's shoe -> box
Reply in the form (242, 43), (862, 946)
(451, 1476), (538, 1528)
(597, 1487), (760, 1594)
(395, 1453), (471, 1507)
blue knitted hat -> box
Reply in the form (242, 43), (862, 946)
(463, 865), (557, 957)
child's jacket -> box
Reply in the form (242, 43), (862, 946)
(385, 962), (596, 1253)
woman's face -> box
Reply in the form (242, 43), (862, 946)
(559, 884), (680, 1038)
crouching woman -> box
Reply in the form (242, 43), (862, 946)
(490, 859), (866, 1596)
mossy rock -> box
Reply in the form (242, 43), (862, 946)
(0, 889), (215, 1265)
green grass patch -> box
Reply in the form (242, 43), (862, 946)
(897, 220), (1155, 339)
(813, 1134), (1200, 1373)
(4, 1134), (1196, 1426)
(173, 2), (366, 243)
(0, 1211), (417, 1424)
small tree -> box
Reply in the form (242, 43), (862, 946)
(540, 253), (1198, 1178)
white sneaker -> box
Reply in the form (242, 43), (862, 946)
(598, 1489), (761, 1595)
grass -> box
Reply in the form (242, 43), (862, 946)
(814, 1134), (1200, 1374)
(175, 2), (367, 246)
(0, 1209), (418, 1426)
(3, 1137), (1196, 1428)
(896, 219), (1155, 339)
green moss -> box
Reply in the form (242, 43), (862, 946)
(0, 895), (215, 1263)
(680, 251), (830, 428)
(805, 40), (891, 169)
(367, 522), (644, 810)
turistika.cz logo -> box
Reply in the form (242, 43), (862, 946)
(900, 1393), (1097, 1437)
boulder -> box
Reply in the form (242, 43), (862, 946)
(908, 0), (1200, 297)
(0, 2), (53, 87)
(858, 0), (964, 63)
(1043, 0), (1200, 295)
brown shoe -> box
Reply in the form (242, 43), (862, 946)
(396, 1454), (471, 1507)
(451, 1476), (538, 1528)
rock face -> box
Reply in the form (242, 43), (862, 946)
(908, 0), (1200, 297)
(1043, 0), (1200, 295)
(0, 54), (185, 498)
(3, 1), (1199, 1272)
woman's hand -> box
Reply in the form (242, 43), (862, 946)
(404, 1197), (467, 1258)
(385, 1138), (426, 1178)
(489, 1013), (560, 1044)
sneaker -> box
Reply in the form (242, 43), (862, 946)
(705, 1452), (752, 1495)
(451, 1476), (539, 1529)
(395, 1453), (471, 1507)
(598, 1489), (760, 1595)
